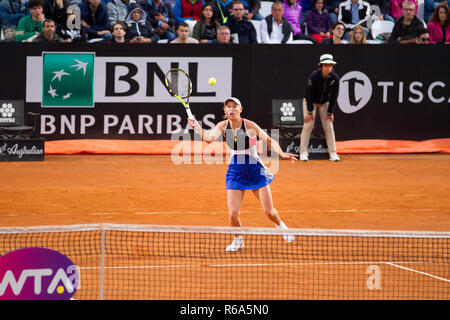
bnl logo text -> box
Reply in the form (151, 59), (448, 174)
(106, 62), (216, 98)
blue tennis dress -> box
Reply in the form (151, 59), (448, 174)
(225, 119), (274, 190)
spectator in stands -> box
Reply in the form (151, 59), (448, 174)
(390, 0), (418, 20)
(325, 0), (340, 24)
(338, 0), (371, 40)
(32, 18), (63, 41)
(125, 3), (159, 43)
(80, 0), (112, 40)
(15, 0), (45, 42)
(415, 26), (430, 42)
(214, 24), (233, 42)
(192, 3), (220, 43)
(306, 0), (332, 43)
(427, 2), (450, 43)
(388, 0), (424, 43)
(300, 0), (313, 25)
(42, 0), (69, 30)
(349, 23), (367, 42)
(261, 1), (293, 43)
(110, 21), (128, 42)
(142, 0), (176, 42)
(283, 0), (317, 42)
(425, 0), (450, 23)
(107, 0), (134, 25)
(367, 0), (395, 23)
(170, 20), (199, 42)
(212, 0), (233, 25)
(243, 0), (264, 21)
(283, 0), (302, 35)
(320, 20), (345, 42)
(225, 0), (257, 43)
(58, 6), (86, 42)
(174, 0), (204, 25)
(0, 0), (29, 41)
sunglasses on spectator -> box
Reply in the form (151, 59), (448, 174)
(419, 37), (430, 41)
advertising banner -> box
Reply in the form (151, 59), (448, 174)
(0, 44), (448, 142)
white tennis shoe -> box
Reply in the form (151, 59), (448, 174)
(329, 152), (340, 162)
(277, 221), (294, 243)
(300, 152), (309, 162)
(226, 236), (245, 252)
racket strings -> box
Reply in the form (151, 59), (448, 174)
(167, 70), (190, 98)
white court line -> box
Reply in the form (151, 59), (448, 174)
(211, 261), (393, 268)
(132, 208), (438, 215)
(78, 261), (426, 270)
(135, 212), (181, 215)
(384, 262), (450, 283)
(133, 209), (391, 215)
(282, 209), (399, 213)
(89, 212), (121, 215)
(1, 208), (437, 217)
(135, 211), (222, 215)
(79, 264), (201, 270)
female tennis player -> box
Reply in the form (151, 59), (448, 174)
(188, 97), (298, 252)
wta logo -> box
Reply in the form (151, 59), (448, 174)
(0, 248), (80, 300)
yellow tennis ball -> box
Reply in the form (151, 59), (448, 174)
(208, 77), (216, 86)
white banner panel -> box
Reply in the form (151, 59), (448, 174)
(26, 55), (233, 105)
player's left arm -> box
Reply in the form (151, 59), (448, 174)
(246, 120), (298, 160)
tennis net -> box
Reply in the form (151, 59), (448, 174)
(0, 224), (449, 300)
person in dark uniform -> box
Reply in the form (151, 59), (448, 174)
(188, 97), (298, 252)
(299, 53), (341, 162)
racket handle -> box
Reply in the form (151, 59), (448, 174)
(186, 108), (195, 120)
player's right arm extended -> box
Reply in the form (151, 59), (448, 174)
(189, 119), (224, 143)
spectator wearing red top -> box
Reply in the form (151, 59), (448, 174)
(174, 0), (205, 25)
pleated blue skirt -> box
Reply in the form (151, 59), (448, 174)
(225, 154), (273, 190)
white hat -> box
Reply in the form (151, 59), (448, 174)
(224, 97), (242, 106)
(318, 54), (337, 65)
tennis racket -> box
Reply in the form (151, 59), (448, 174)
(164, 68), (195, 120)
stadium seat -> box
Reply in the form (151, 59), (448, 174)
(185, 19), (197, 36)
(259, 1), (272, 18)
(250, 20), (262, 43)
(371, 20), (395, 40)
(366, 39), (383, 44)
(417, 0), (425, 20)
(291, 39), (314, 44)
